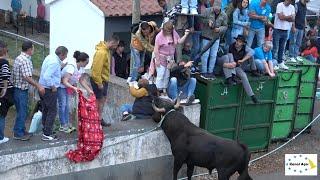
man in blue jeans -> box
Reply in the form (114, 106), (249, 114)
(272, 0), (295, 70)
(247, 0), (271, 48)
(200, 0), (227, 79)
(167, 57), (196, 105)
(11, 41), (45, 141)
(288, 0), (309, 62)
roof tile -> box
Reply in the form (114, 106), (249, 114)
(90, 0), (162, 17)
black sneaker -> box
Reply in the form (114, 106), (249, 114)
(251, 95), (259, 104)
(101, 119), (111, 127)
(42, 134), (58, 141)
(13, 133), (31, 141)
(232, 76), (242, 84)
(186, 95), (195, 106)
(226, 77), (236, 86)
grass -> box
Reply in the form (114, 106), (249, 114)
(0, 34), (49, 71)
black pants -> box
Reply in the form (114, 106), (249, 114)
(0, 88), (14, 117)
(41, 89), (57, 136)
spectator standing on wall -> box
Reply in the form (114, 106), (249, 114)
(288, 0), (309, 62)
(39, 46), (68, 141)
(11, 41), (45, 141)
(58, 51), (93, 133)
(91, 35), (120, 127)
(200, 0), (228, 79)
(272, 0), (295, 70)
(36, 0), (46, 33)
(246, 0), (271, 48)
(0, 40), (14, 144)
(231, 0), (250, 41)
(11, 0), (22, 28)
(111, 41), (130, 79)
(153, 20), (190, 95)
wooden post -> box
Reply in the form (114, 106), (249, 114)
(132, 0), (141, 24)
(130, 0), (141, 77)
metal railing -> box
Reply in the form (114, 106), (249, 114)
(0, 29), (48, 71)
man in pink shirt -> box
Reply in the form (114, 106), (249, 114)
(36, 0), (45, 33)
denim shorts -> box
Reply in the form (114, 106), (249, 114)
(90, 78), (109, 99)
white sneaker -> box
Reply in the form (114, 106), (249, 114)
(296, 56), (304, 62)
(288, 57), (297, 63)
(0, 137), (9, 144)
(190, 9), (198, 15)
(181, 8), (188, 14)
(278, 62), (289, 70)
(273, 65), (279, 70)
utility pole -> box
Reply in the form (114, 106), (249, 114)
(132, 0), (141, 24)
(130, 0), (141, 75)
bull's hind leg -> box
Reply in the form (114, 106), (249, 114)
(187, 164), (194, 180)
(173, 159), (184, 180)
(217, 167), (237, 180)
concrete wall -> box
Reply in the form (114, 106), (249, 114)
(47, 0), (105, 68)
(103, 75), (201, 127)
(0, 0), (50, 21)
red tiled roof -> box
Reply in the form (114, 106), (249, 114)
(90, 0), (162, 17)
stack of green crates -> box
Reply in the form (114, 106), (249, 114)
(272, 69), (301, 140)
(287, 58), (319, 132)
(195, 75), (278, 152)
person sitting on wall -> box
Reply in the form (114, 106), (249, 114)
(119, 79), (159, 121)
(167, 55), (196, 106)
(216, 35), (259, 103)
(254, 41), (276, 78)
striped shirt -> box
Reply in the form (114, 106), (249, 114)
(0, 58), (13, 89)
(11, 52), (33, 90)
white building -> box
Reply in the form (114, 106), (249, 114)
(45, 0), (105, 68)
(44, 0), (161, 68)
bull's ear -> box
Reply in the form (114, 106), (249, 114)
(152, 112), (161, 123)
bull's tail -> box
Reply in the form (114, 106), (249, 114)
(237, 143), (253, 180)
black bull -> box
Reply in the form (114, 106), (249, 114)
(152, 98), (252, 180)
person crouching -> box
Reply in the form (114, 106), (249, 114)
(120, 79), (159, 121)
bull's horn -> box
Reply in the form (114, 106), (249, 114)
(152, 102), (166, 113)
(174, 97), (180, 109)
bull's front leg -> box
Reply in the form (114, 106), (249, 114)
(173, 158), (183, 180)
(187, 164), (194, 180)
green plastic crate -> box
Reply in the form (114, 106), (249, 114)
(195, 77), (243, 140)
(287, 58), (318, 82)
(238, 76), (278, 151)
(287, 59), (319, 132)
(272, 69), (301, 140)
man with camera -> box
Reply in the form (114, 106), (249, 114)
(167, 55), (196, 105)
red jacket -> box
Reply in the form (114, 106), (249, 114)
(37, 4), (45, 19)
(302, 46), (319, 59)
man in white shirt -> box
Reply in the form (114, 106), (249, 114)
(272, 0), (295, 70)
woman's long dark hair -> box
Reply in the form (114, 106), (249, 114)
(238, 0), (248, 15)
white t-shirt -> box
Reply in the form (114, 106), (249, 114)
(274, 2), (295, 30)
(60, 60), (84, 88)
